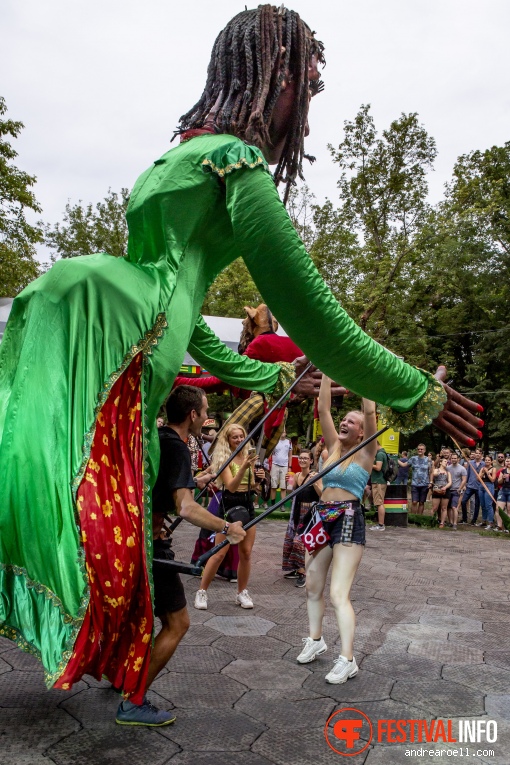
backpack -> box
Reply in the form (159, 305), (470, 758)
(383, 453), (398, 483)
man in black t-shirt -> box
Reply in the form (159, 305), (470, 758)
(116, 385), (245, 727)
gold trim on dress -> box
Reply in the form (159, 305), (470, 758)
(202, 156), (268, 177)
(377, 370), (447, 435)
(269, 362), (296, 404)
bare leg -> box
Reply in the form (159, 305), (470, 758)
(439, 498), (449, 525)
(305, 545), (334, 639)
(280, 488), (287, 500)
(329, 543), (364, 661)
(145, 607), (190, 689)
(200, 533), (229, 591)
(377, 503), (385, 525)
(432, 498), (440, 523)
(237, 526), (256, 593)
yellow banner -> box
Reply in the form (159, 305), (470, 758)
(379, 428), (400, 455)
(313, 418), (323, 442)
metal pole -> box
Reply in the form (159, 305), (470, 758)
(195, 425), (388, 567)
(167, 362), (312, 533)
(156, 424), (387, 575)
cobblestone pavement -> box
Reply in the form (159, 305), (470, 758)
(1, 521), (509, 765)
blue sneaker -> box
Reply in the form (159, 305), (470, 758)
(116, 697), (176, 726)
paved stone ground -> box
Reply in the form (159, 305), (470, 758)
(1, 521), (509, 765)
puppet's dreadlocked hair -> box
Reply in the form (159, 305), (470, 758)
(176, 5), (325, 204)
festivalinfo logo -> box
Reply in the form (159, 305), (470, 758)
(324, 708), (498, 757)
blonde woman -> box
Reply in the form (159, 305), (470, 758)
(296, 375), (376, 684)
(194, 423), (264, 610)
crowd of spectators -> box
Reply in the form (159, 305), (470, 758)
(176, 416), (510, 535)
(391, 444), (509, 532)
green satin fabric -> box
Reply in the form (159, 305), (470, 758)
(0, 133), (430, 683)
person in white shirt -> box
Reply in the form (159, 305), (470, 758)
(270, 431), (293, 504)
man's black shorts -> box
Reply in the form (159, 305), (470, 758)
(411, 485), (429, 504)
(153, 538), (187, 616)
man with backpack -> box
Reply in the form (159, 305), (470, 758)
(370, 441), (388, 531)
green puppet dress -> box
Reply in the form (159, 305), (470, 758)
(0, 133), (446, 701)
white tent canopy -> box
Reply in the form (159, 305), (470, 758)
(0, 298), (14, 342)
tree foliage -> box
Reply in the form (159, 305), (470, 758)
(434, 143), (510, 450)
(0, 96), (42, 296)
(44, 188), (129, 260)
(201, 259), (262, 317)
(327, 104), (437, 337)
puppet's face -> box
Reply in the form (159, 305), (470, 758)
(265, 53), (321, 164)
(242, 305), (278, 337)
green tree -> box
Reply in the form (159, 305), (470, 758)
(309, 199), (363, 305)
(392, 143), (510, 451)
(328, 104), (437, 337)
(0, 96), (42, 296)
(201, 259), (262, 317)
(437, 143), (510, 449)
(286, 186), (362, 305)
(449, 142), (510, 255)
(44, 188), (129, 260)
(285, 184), (316, 250)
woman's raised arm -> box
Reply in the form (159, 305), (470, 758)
(318, 375), (338, 456)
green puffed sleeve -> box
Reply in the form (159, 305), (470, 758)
(201, 139), (270, 178)
(188, 315), (294, 396)
(224, 165), (446, 433)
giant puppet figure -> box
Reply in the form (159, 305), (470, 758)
(0, 6), (483, 707)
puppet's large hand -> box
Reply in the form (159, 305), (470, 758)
(293, 356), (348, 399)
(432, 366), (484, 446)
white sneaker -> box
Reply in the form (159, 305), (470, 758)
(296, 636), (327, 664)
(236, 589), (254, 609)
(194, 589), (208, 610)
(370, 524), (385, 531)
(325, 655), (358, 684)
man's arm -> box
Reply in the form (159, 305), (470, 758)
(173, 487), (246, 544)
(193, 466), (215, 490)
(372, 452), (383, 474)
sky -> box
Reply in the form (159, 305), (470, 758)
(3, 0), (510, 263)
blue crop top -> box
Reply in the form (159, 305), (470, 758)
(321, 461), (370, 502)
